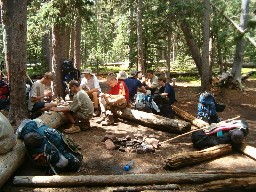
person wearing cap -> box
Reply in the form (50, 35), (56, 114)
(142, 69), (159, 95)
(29, 72), (57, 119)
(81, 68), (102, 117)
(51, 80), (94, 134)
(96, 73), (129, 126)
(124, 69), (147, 101)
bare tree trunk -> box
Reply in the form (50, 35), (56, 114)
(128, 0), (135, 69)
(52, 23), (66, 98)
(137, 0), (144, 73)
(41, 32), (51, 67)
(69, 22), (74, 61)
(231, 0), (250, 88)
(74, 15), (82, 70)
(180, 21), (202, 77)
(64, 26), (70, 59)
(201, 0), (211, 92)
(1, 0), (28, 124)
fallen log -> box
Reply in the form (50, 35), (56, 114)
(164, 144), (232, 170)
(112, 184), (180, 191)
(172, 105), (208, 128)
(201, 177), (256, 191)
(13, 170), (256, 187)
(0, 140), (26, 188)
(0, 111), (66, 188)
(239, 144), (256, 161)
(116, 108), (191, 134)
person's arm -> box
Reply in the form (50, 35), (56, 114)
(50, 106), (70, 112)
(31, 90), (52, 102)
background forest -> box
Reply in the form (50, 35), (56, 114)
(0, 0), (256, 124)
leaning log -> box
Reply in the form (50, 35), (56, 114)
(116, 108), (191, 134)
(13, 170), (256, 187)
(164, 144), (232, 170)
(172, 105), (209, 128)
(201, 177), (256, 191)
(0, 140), (26, 188)
(0, 111), (66, 188)
(239, 144), (256, 161)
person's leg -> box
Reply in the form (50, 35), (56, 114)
(96, 97), (107, 123)
(92, 91), (100, 116)
(62, 111), (81, 134)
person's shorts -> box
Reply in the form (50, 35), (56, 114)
(31, 102), (45, 113)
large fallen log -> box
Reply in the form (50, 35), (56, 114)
(164, 144), (232, 170)
(112, 184), (180, 191)
(13, 170), (256, 187)
(172, 105), (208, 128)
(201, 177), (256, 191)
(239, 144), (256, 161)
(0, 111), (66, 188)
(116, 108), (191, 134)
(0, 140), (26, 188)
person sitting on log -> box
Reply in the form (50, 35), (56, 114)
(0, 112), (16, 154)
(142, 69), (159, 95)
(124, 69), (147, 104)
(28, 72), (57, 119)
(80, 68), (102, 117)
(50, 80), (94, 134)
(145, 76), (176, 118)
(96, 73), (129, 126)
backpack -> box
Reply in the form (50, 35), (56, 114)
(0, 81), (10, 110)
(197, 92), (219, 124)
(17, 120), (83, 174)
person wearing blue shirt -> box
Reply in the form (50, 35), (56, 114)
(124, 70), (147, 101)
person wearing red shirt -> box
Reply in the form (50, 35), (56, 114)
(96, 72), (129, 126)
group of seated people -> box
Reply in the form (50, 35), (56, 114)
(28, 69), (176, 134)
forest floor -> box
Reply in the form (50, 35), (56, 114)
(1, 77), (256, 192)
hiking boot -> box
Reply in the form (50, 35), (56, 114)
(93, 108), (101, 117)
(96, 113), (106, 123)
(63, 124), (81, 134)
(77, 120), (91, 131)
(101, 114), (114, 126)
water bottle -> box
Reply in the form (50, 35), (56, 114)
(151, 100), (160, 112)
(123, 160), (134, 171)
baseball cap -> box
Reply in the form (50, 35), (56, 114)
(129, 69), (140, 77)
(117, 71), (127, 80)
(82, 68), (92, 74)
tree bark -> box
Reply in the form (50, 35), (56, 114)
(137, 0), (144, 73)
(164, 144), (232, 170)
(1, 0), (28, 124)
(201, 0), (211, 92)
(231, 0), (250, 88)
(73, 15), (81, 70)
(115, 108), (191, 134)
(13, 170), (256, 187)
(201, 177), (256, 192)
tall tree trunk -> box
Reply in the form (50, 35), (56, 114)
(52, 23), (66, 99)
(231, 0), (250, 88)
(201, 0), (211, 92)
(128, 0), (135, 69)
(64, 26), (70, 59)
(1, 0), (28, 124)
(180, 21), (202, 77)
(69, 22), (74, 61)
(73, 15), (81, 70)
(41, 32), (51, 68)
(137, 0), (144, 73)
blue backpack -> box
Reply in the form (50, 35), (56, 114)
(197, 92), (219, 124)
(17, 120), (83, 174)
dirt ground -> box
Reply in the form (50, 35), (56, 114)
(2, 77), (256, 192)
